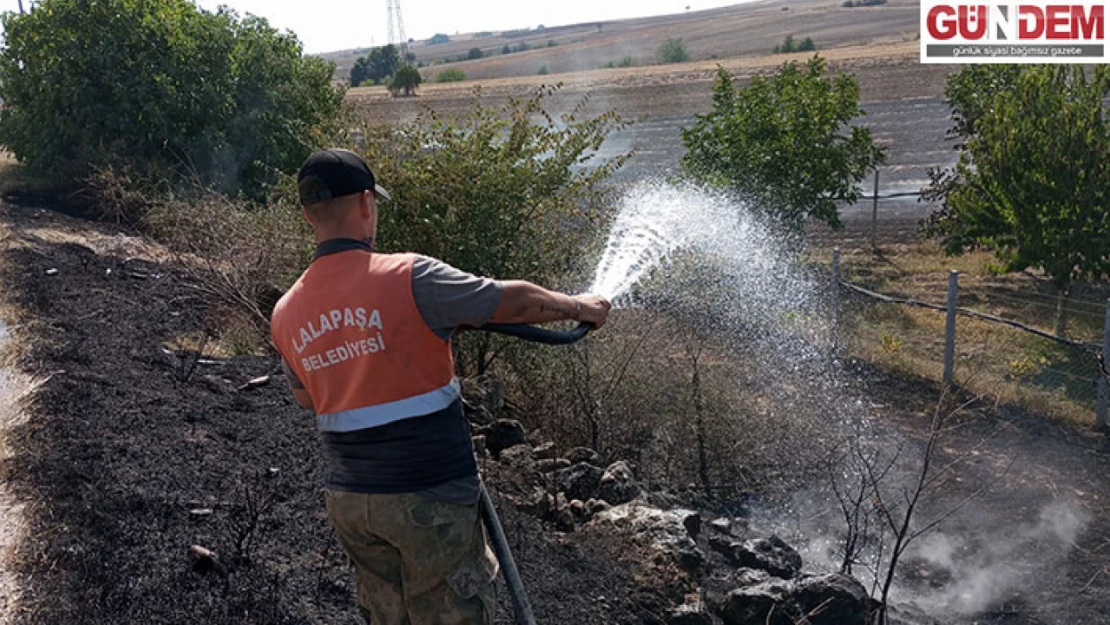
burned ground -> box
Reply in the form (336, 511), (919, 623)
(0, 201), (682, 624)
(0, 200), (1107, 625)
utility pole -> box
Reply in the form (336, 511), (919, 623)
(18, 0), (25, 14)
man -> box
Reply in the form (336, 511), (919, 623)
(270, 148), (611, 625)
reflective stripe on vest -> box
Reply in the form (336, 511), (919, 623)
(317, 378), (461, 433)
(270, 248), (457, 429)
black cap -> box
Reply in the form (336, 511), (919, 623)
(297, 148), (392, 206)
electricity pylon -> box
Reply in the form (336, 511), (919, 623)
(387, 0), (408, 55)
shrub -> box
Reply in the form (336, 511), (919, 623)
(353, 86), (632, 372)
(502, 44), (513, 55)
(538, 65), (549, 75)
(428, 33), (450, 45)
(436, 68), (467, 83)
(618, 56), (634, 67)
(773, 34), (816, 53)
(656, 37), (691, 64)
(0, 0), (343, 198)
(681, 59), (886, 232)
(467, 47), (484, 60)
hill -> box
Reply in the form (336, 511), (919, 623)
(317, 0), (920, 83)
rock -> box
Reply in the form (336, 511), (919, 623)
(188, 545), (228, 577)
(585, 498), (611, 516)
(597, 460), (643, 505)
(515, 489), (555, 519)
(471, 435), (488, 458)
(556, 462), (603, 502)
(791, 573), (870, 625)
(499, 444), (535, 467)
(733, 567), (773, 587)
(591, 503), (705, 573)
(709, 517), (732, 534)
(716, 573), (869, 625)
(553, 506), (576, 532)
(666, 598), (713, 625)
(484, 419), (527, 458)
(682, 512), (702, 539)
(188, 508), (213, 520)
(718, 580), (793, 625)
(536, 458), (571, 473)
(711, 535), (802, 579)
(533, 441), (557, 460)
(569, 499), (588, 521)
(464, 403), (493, 426)
(566, 447), (602, 465)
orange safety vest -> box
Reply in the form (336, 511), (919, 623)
(271, 247), (458, 433)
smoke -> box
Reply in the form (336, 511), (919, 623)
(904, 498), (1091, 616)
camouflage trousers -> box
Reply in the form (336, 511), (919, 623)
(325, 490), (499, 625)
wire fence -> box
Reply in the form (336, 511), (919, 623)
(830, 250), (1110, 429)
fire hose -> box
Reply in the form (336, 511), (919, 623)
(472, 321), (595, 625)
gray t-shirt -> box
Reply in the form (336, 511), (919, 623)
(283, 254), (503, 504)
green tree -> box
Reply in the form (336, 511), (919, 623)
(390, 64), (423, 97)
(467, 47), (484, 60)
(657, 37), (691, 64)
(363, 44), (402, 84)
(351, 55), (372, 86)
(354, 86), (631, 372)
(0, 0), (342, 197)
(681, 59), (885, 232)
(428, 33), (450, 45)
(923, 65), (1110, 334)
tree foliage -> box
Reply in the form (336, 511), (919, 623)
(467, 47), (484, 60)
(351, 44), (401, 87)
(681, 59), (885, 231)
(350, 86), (631, 372)
(428, 33), (450, 45)
(389, 64), (422, 96)
(656, 37), (691, 64)
(354, 85), (630, 287)
(923, 65), (1110, 292)
(0, 0), (342, 197)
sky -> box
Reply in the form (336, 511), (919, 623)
(1, 0), (752, 55)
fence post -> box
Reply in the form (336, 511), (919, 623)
(943, 270), (959, 386)
(870, 170), (880, 251)
(1098, 299), (1110, 430)
(831, 248), (841, 335)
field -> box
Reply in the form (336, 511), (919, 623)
(323, 0), (922, 82)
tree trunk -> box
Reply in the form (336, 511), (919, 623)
(1055, 285), (1071, 338)
(18, 0), (24, 13)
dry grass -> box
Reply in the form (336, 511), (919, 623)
(814, 243), (1110, 427)
(325, 0), (921, 82)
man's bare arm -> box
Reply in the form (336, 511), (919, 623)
(489, 281), (611, 328)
